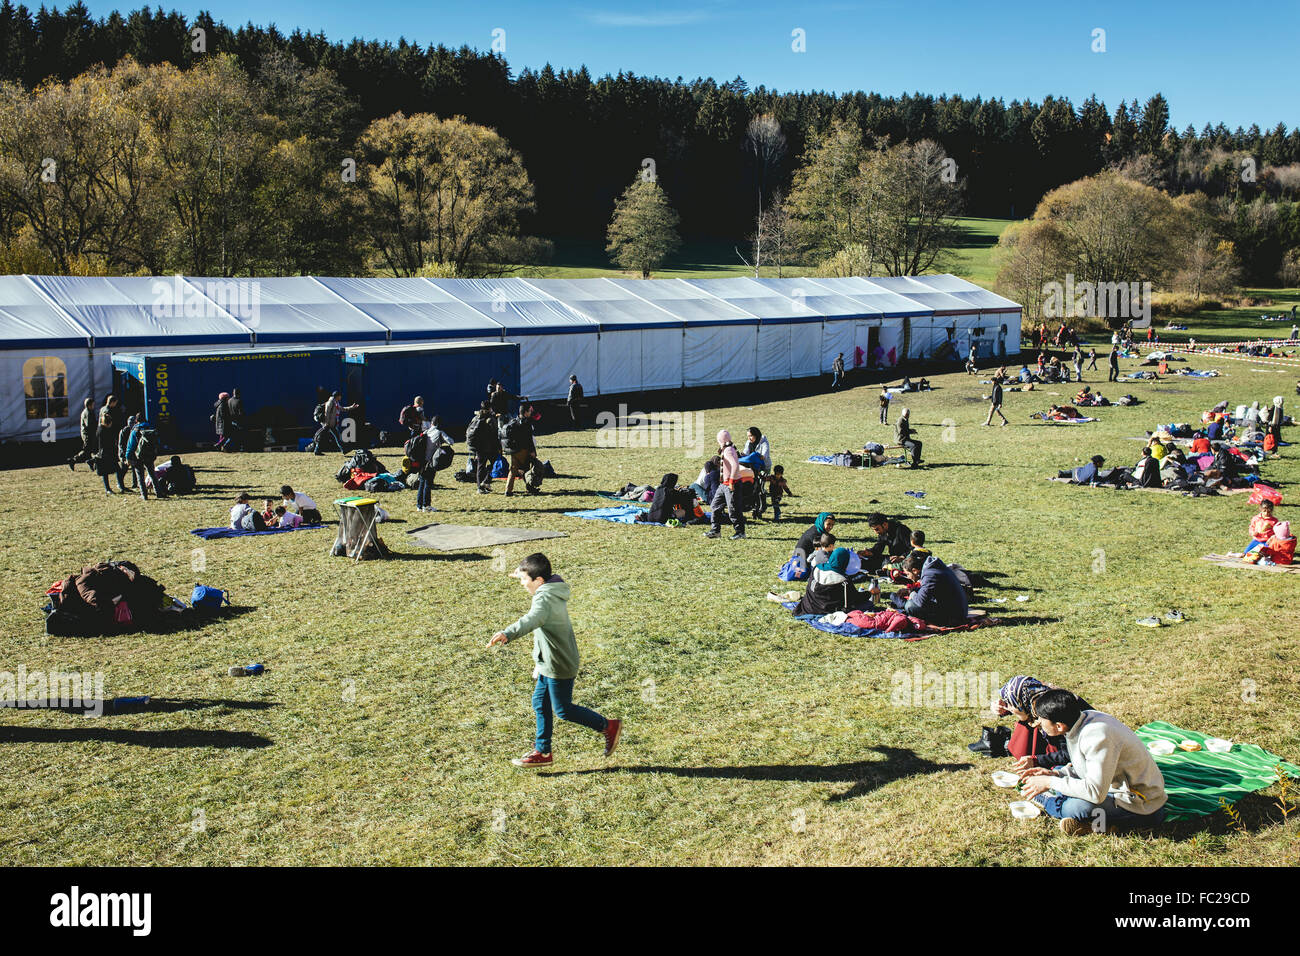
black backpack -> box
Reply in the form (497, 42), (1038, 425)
(501, 417), (527, 450)
(133, 426), (160, 461)
(404, 433), (429, 464)
(313, 403), (326, 424)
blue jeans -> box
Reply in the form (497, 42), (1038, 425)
(1243, 539), (1263, 554)
(1034, 792), (1167, 832)
(532, 676), (606, 753)
(831, 370), (843, 388)
(417, 475), (431, 509)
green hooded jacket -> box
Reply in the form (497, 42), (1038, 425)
(503, 577), (579, 679)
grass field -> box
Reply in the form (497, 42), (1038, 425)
(3, 332), (1298, 865)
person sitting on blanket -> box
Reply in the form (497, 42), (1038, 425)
(996, 676), (1095, 769)
(229, 493), (267, 532)
(794, 512), (835, 563)
(1243, 500), (1277, 555)
(1131, 449), (1162, 488)
(1017, 690), (1168, 836)
(807, 532), (837, 568)
(792, 547), (873, 617)
(273, 505), (303, 530)
(1257, 520), (1295, 565)
(906, 528), (930, 562)
(1190, 431), (1211, 455)
(641, 473), (696, 524)
(1043, 404), (1082, 421)
(889, 551), (968, 626)
(280, 485), (322, 524)
(261, 498), (277, 526)
(689, 458), (720, 507)
(1058, 455), (1106, 485)
(862, 513), (912, 572)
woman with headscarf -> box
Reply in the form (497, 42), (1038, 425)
(995, 676), (1092, 770)
(792, 547), (870, 616)
(894, 407), (922, 468)
(213, 391), (231, 450)
(794, 512), (835, 562)
(703, 429), (747, 540)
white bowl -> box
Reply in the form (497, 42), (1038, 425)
(1205, 738), (1233, 753)
(1009, 800), (1042, 819)
(991, 770), (1021, 788)
(1147, 740), (1176, 756)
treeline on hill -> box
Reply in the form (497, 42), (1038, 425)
(1, 3), (1299, 285)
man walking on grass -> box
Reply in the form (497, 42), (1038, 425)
(488, 553), (621, 768)
(831, 352), (845, 389)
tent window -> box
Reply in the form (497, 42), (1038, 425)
(23, 356), (69, 420)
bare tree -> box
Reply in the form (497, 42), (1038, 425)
(745, 114), (786, 276)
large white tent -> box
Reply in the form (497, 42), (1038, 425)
(0, 273), (1020, 442)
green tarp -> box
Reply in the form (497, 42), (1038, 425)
(1136, 721), (1300, 821)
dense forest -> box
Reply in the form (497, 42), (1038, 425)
(3, 2), (1299, 243)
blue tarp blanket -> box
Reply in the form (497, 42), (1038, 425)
(807, 455), (836, 464)
(566, 506), (660, 525)
(190, 524), (327, 539)
(1031, 414), (1098, 424)
(781, 602), (996, 640)
(567, 505), (709, 526)
(1175, 369), (1220, 377)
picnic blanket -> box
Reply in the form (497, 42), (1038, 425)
(1175, 369), (1221, 377)
(1201, 553), (1300, 574)
(190, 524), (327, 540)
(1136, 721), (1300, 821)
(783, 604), (996, 640)
(1030, 415), (1098, 424)
(405, 523), (567, 551)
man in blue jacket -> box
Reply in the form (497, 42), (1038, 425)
(891, 552), (968, 626)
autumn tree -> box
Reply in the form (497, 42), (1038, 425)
(605, 175), (681, 278)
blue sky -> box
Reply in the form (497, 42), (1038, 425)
(81, 0), (1298, 129)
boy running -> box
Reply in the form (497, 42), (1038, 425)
(488, 553), (621, 768)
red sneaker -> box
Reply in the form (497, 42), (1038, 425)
(603, 718), (622, 757)
(510, 750), (553, 768)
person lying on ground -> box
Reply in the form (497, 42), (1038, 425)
(794, 512), (835, 562)
(280, 486), (322, 524)
(862, 512), (912, 571)
(1016, 690), (1168, 836)
(889, 551), (969, 626)
(642, 473), (698, 524)
(273, 505), (302, 530)
(792, 547), (874, 617)
(997, 677), (1094, 770)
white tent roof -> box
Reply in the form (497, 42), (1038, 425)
(907, 274), (1022, 312)
(520, 278), (684, 329)
(855, 275), (973, 314)
(809, 277), (935, 316)
(0, 276), (89, 348)
(28, 276), (250, 347)
(428, 278), (597, 335)
(752, 277), (888, 321)
(603, 278), (755, 326)
(315, 276), (505, 340)
(195, 276), (386, 343)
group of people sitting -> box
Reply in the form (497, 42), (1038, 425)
(784, 512), (970, 626)
(228, 485), (323, 532)
(977, 676), (1168, 836)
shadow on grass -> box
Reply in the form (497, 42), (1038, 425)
(545, 745), (972, 803)
(1158, 793), (1293, 840)
(1, 697), (280, 716)
(387, 550), (490, 562)
(0, 726), (272, 749)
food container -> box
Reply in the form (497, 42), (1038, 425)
(1009, 800), (1042, 819)
(991, 771), (1020, 788)
(1205, 738), (1232, 753)
(1147, 740), (1176, 756)
(1179, 740), (1202, 752)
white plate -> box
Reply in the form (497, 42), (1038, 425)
(1147, 740), (1176, 756)
(1009, 800), (1042, 819)
(991, 771), (1021, 788)
(1205, 738), (1232, 753)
